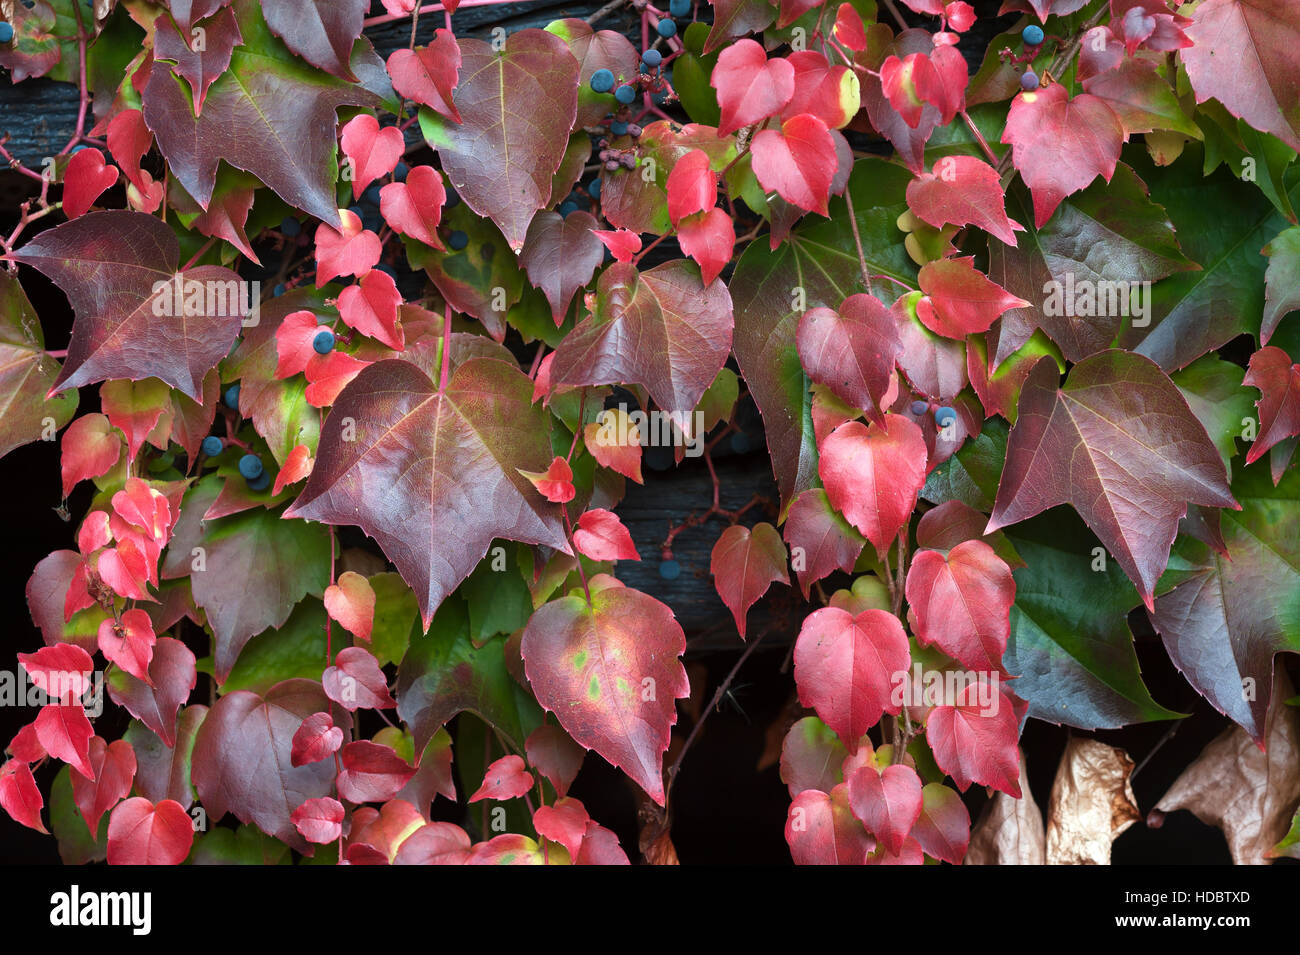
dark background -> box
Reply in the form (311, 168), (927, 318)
(2, 0), (1293, 865)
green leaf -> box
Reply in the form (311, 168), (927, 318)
(730, 157), (915, 514)
(672, 22), (721, 127)
(218, 600), (328, 694)
(0, 273), (77, 461)
(369, 572), (420, 667)
(50, 765), (107, 865)
(1119, 142), (1299, 369)
(1272, 809), (1300, 859)
(462, 544), (534, 646)
(1172, 355), (1256, 480)
(922, 418), (1008, 512)
(1003, 510), (1184, 729)
(1150, 461), (1300, 742)
(1262, 225), (1300, 343)
(191, 825), (293, 865)
(396, 593), (543, 754)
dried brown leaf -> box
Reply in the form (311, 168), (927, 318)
(965, 752), (1045, 864)
(1045, 737), (1140, 865)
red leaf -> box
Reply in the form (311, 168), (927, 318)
(796, 294), (902, 424)
(1243, 346), (1300, 465)
(323, 646), (394, 710)
(918, 256), (1030, 337)
(340, 114), (404, 200)
(0, 760), (46, 833)
(17, 643), (94, 702)
(785, 784), (875, 864)
(525, 723), (586, 798)
(106, 108), (157, 192)
(794, 607), (911, 747)
(387, 30), (462, 123)
(337, 740), (417, 803)
(946, 1), (976, 31)
(1180, 0), (1300, 152)
(520, 210), (605, 324)
(1001, 84), (1124, 227)
(97, 609), (157, 686)
(272, 444), (314, 496)
(8, 724), (45, 763)
(550, 260), (734, 436)
(751, 113), (837, 216)
(72, 737), (137, 835)
(391, 820), (473, 864)
(305, 350), (372, 408)
(291, 796), (345, 844)
(518, 455), (576, 504)
(105, 637), (197, 748)
(666, 149), (717, 226)
(988, 353), (1236, 608)
(866, 835), (924, 864)
(284, 358), (568, 627)
(60, 414), (122, 499)
(593, 228), (641, 262)
(676, 208), (736, 286)
(323, 572), (377, 644)
(710, 522), (789, 638)
(583, 408), (644, 484)
(819, 415), (928, 555)
(314, 209), (382, 285)
(62, 148), (120, 220)
(532, 796), (590, 857)
(906, 155), (1024, 247)
(522, 583), (689, 805)
(152, 6), (241, 115)
(782, 489), (865, 599)
(380, 165), (447, 250)
(711, 39), (795, 137)
(469, 754), (534, 802)
(338, 269), (404, 350)
(778, 0), (822, 28)
(906, 541), (1015, 673)
(421, 31), (579, 250)
(833, 3), (868, 50)
(106, 797), (193, 865)
(12, 212), (246, 400)
(911, 781), (970, 863)
(291, 712), (345, 767)
(925, 684), (1022, 796)
(881, 53), (941, 130)
(34, 703), (95, 779)
(574, 508), (639, 562)
(783, 51), (860, 129)
(847, 762), (923, 855)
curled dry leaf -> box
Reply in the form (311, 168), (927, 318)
(1044, 737), (1140, 865)
(1149, 670), (1300, 865)
(965, 753), (1046, 864)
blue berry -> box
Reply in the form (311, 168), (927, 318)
(1020, 69), (1040, 91)
(273, 283), (286, 297)
(448, 230), (469, 251)
(444, 187), (460, 209)
(670, 0), (690, 16)
(394, 161), (409, 182)
(1022, 24), (1044, 46)
(280, 216), (300, 237)
(910, 399), (929, 416)
(657, 18), (677, 37)
(935, 406), (957, 428)
(313, 329), (335, 355)
(0, 23), (15, 44)
(610, 120), (629, 136)
(590, 68), (615, 93)
(588, 178), (601, 200)
(658, 559), (681, 581)
(730, 432), (752, 454)
(238, 454), (264, 480)
(224, 384), (240, 410)
(642, 49), (662, 69)
(70, 144), (89, 154)
(361, 183), (383, 206)
(247, 470), (271, 492)
(614, 84), (637, 105)
(201, 436), (224, 458)
(558, 200), (578, 217)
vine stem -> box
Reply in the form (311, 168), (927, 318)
(438, 301), (452, 392)
(960, 110), (999, 167)
(664, 624), (770, 805)
(841, 181), (873, 294)
(364, 0), (517, 28)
